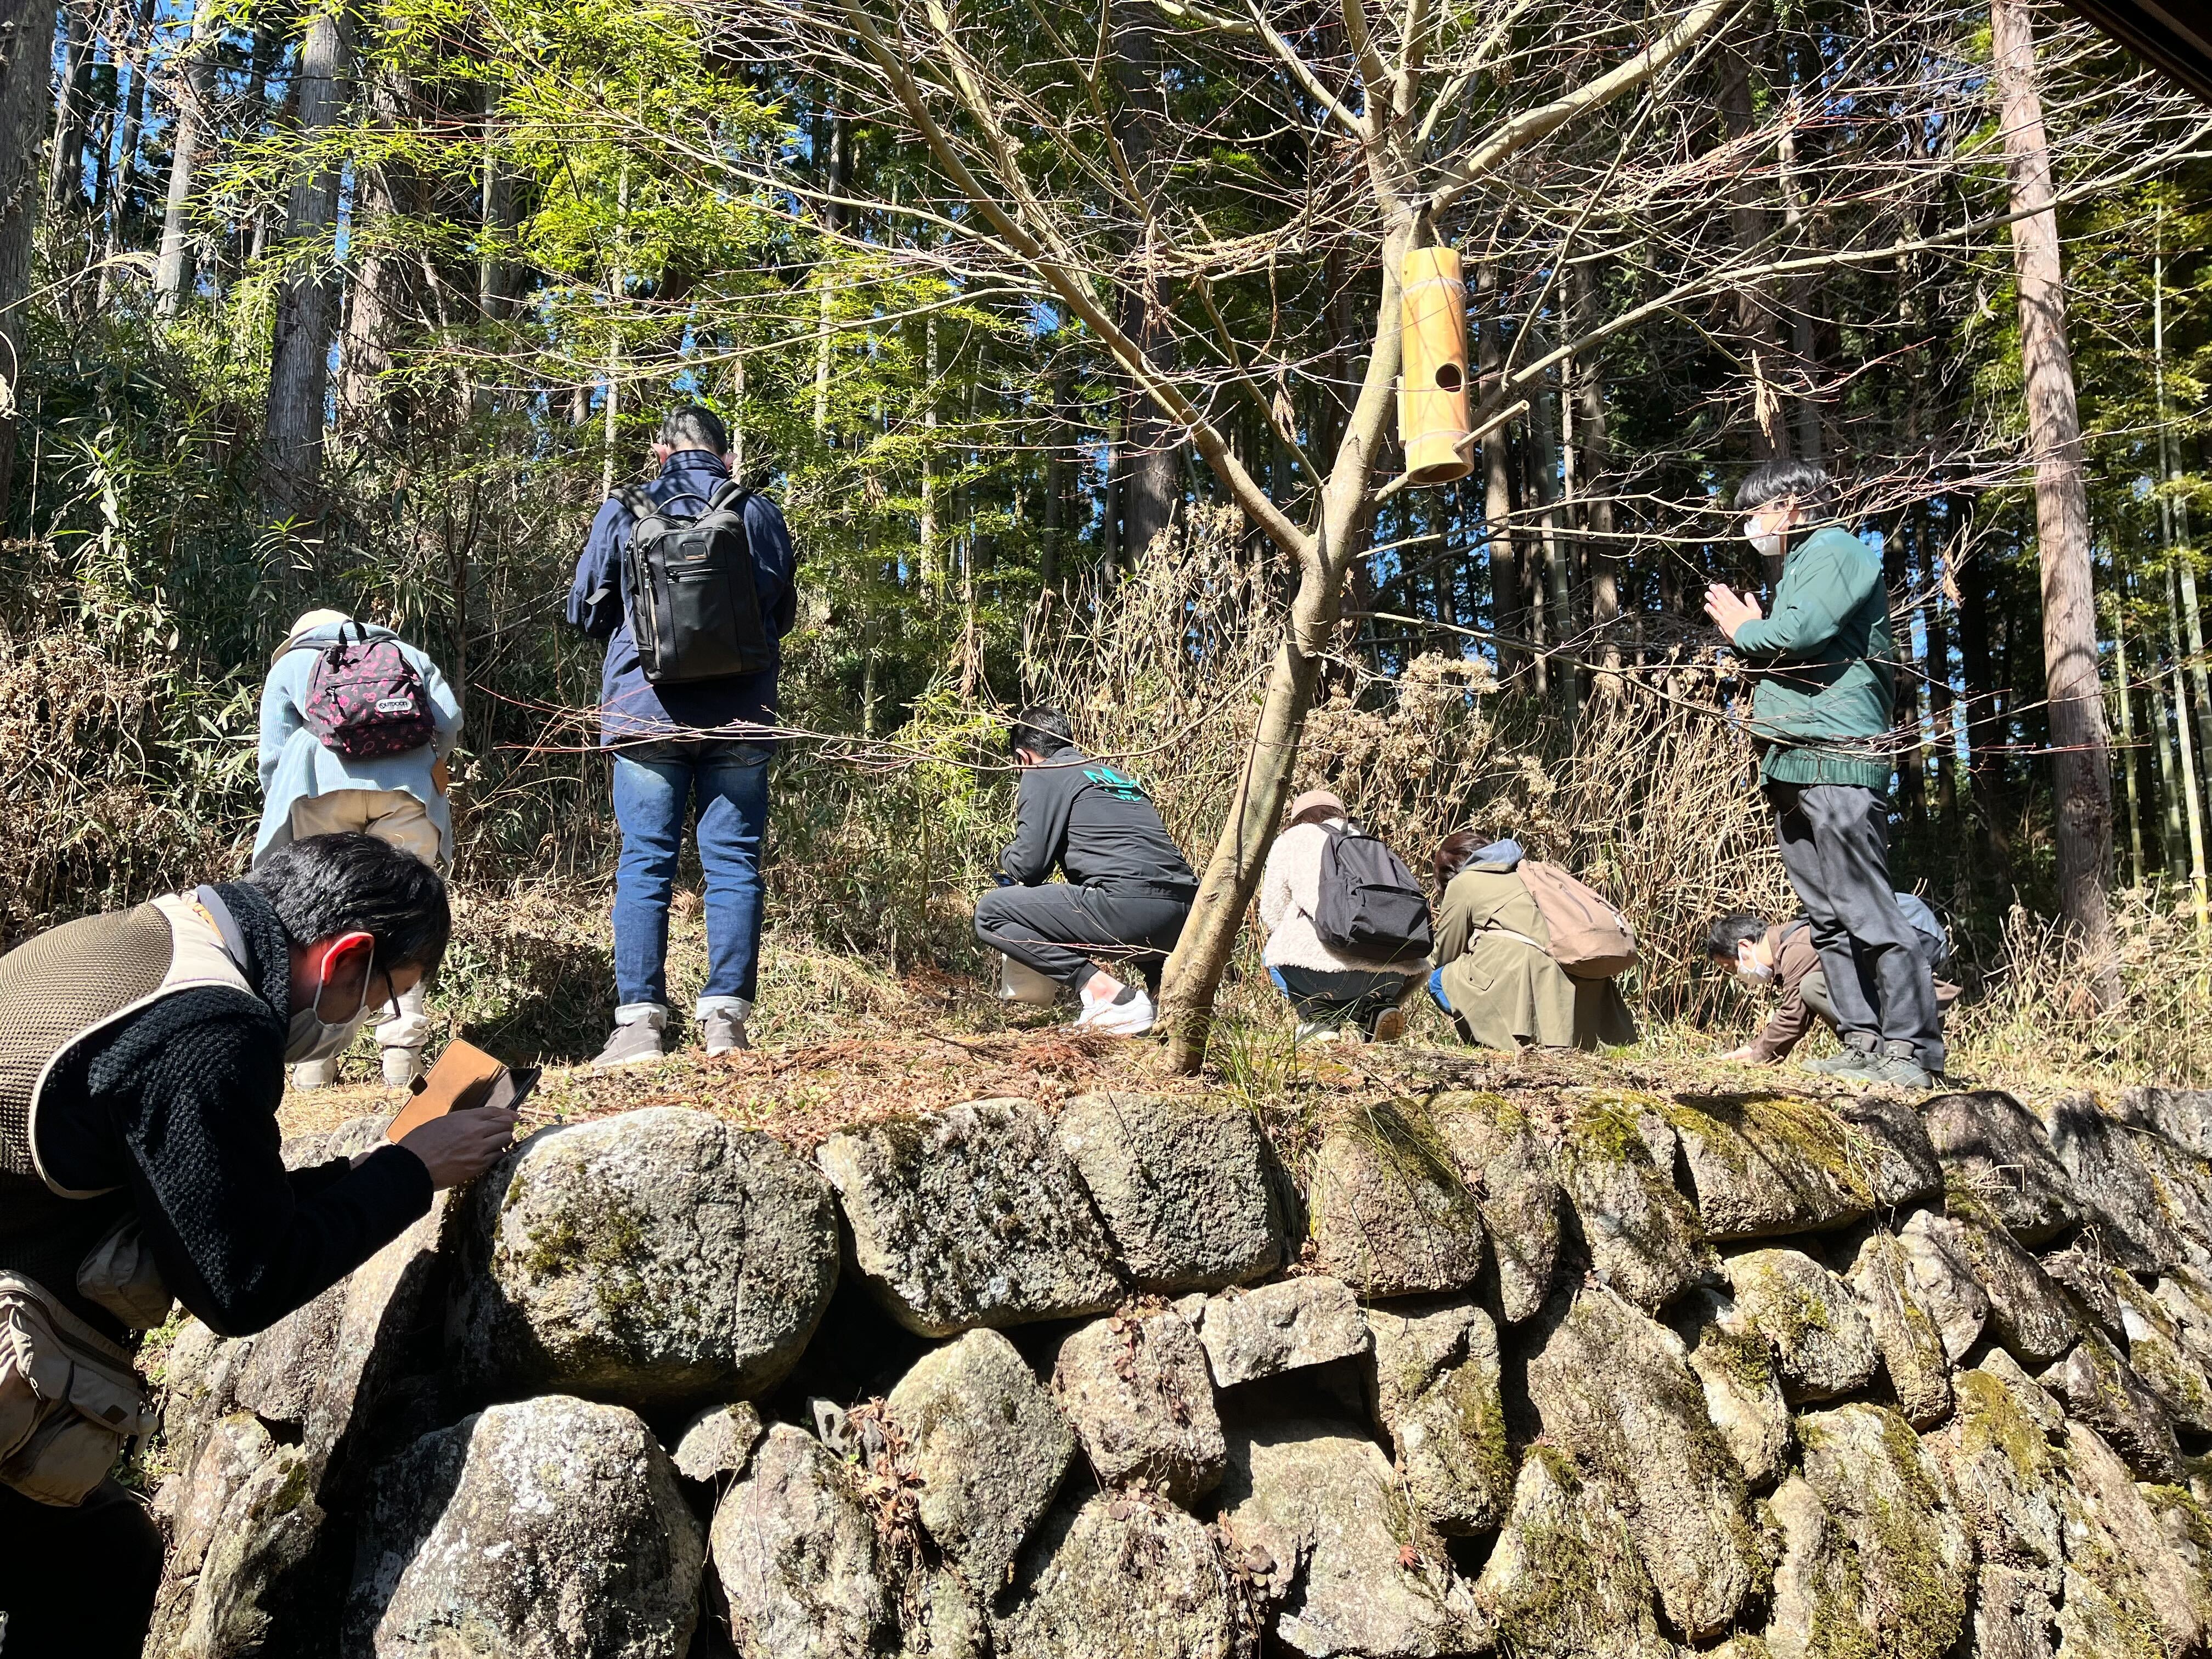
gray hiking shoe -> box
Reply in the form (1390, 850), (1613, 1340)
(592, 1019), (666, 1071)
(1801, 1035), (1878, 1075)
(1838, 1041), (1935, 1091)
(701, 1009), (751, 1056)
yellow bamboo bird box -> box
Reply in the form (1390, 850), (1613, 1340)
(1398, 245), (1473, 486)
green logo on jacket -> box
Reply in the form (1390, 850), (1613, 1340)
(1082, 766), (1149, 804)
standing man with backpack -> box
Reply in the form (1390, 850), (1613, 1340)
(567, 404), (798, 1069)
(1256, 789), (1431, 1043)
(974, 704), (1198, 1037)
(1704, 458), (1943, 1090)
(256, 608), (463, 1088)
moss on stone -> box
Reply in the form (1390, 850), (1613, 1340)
(1952, 1369), (2056, 1480)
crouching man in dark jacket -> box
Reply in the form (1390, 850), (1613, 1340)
(0, 833), (516, 1656)
(974, 706), (1198, 1037)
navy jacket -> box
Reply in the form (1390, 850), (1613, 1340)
(1001, 744), (1198, 896)
(566, 451), (799, 746)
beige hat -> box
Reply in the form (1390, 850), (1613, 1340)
(273, 608), (352, 663)
(1288, 788), (1346, 828)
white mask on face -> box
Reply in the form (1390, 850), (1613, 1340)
(1742, 505), (1794, 563)
(1735, 943), (1775, 986)
(284, 938), (382, 1063)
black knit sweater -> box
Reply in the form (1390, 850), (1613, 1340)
(36, 882), (432, 1340)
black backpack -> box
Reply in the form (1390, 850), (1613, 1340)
(619, 479), (775, 685)
(1312, 824), (1434, 958)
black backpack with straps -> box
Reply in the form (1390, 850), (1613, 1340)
(619, 478), (775, 685)
(1312, 823), (1435, 959)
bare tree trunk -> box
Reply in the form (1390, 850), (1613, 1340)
(339, 64), (414, 441)
(1775, 107), (1824, 465)
(1991, 0), (2115, 996)
(2153, 641), (2186, 873)
(1528, 358), (1576, 722)
(1719, 45), (1789, 461)
(2112, 586), (2143, 887)
(44, 1), (89, 211)
(0, 0), (56, 514)
(1477, 259), (1522, 684)
(477, 77), (516, 321)
(1159, 221), (1413, 1069)
(1571, 261), (1621, 691)
(1110, 0), (1178, 566)
(262, 0), (352, 544)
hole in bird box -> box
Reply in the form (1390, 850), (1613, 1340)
(1434, 362), (1463, 393)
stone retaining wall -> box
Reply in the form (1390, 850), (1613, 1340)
(142, 1080), (2212, 1658)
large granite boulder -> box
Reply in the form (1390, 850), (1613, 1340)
(1929, 1202), (2077, 1366)
(229, 1284), (344, 1428)
(1218, 1417), (1476, 1658)
(1545, 1094), (1709, 1313)
(1306, 1105), (1486, 1296)
(447, 1109), (839, 1408)
(710, 1423), (898, 1659)
(1471, 1445), (1664, 1658)
(1838, 1227), (1953, 1427)
(173, 1443), (327, 1659)
(1831, 1095), (1945, 1207)
(2113, 1085), (2212, 1161)
(2059, 1421), (2207, 1656)
(152, 1321), (257, 1511)
(347, 1396), (704, 1657)
(2036, 1093), (2197, 1272)
(998, 1493), (1242, 1659)
(1895, 1207), (1990, 1361)
(1661, 1094), (1871, 1240)
(818, 1101), (1121, 1336)
(2039, 1331), (2183, 1482)
(1523, 1288), (1761, 1640)
(1724, 1247), (1878, 1404)
(1052, 1310), (1226, 1504)
(146, 1414), (279, 1657)
(1973, 1565), (2058, 1659)
(1921, 1092), (2083, 1244)
(1669, 1288), (1791, 1488)
(1362, 1296), (1512, 1535)
(2109, 1271), (2212, 1434)
(1054, 1091), (1283, 1292)
(1191, 1277), (1369, 1387)
(1934, 1352), (2069, 1578)
(887, 1329), (1074, 1588)
(1429, 1091), (1564, 1323)
(1786, 1404), (1972, 1659)
(302, 1197), (451, 1493)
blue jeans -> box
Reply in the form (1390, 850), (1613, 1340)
(611, 741), (770, 1019)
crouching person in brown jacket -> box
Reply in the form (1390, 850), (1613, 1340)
(1428, 832), (1639, 1053)
(1708, 900), (1961, 1066)
(0, 833), (517, 1655)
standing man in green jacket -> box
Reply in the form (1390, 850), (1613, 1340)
(1703, 459), (1943, 1089)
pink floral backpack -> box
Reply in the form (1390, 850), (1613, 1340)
(298, 624), (435, 759)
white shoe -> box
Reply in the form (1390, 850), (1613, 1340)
(292, 1058), (338, 1090)
(1079, 986), (1156, 1037)
(1295, 1019), (1350, 1045)
(382, 1048), (425, 1088)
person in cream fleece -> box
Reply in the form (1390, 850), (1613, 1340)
(1257, 789), (1430, 1042)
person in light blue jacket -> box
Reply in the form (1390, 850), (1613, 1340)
(256, 609), (463, 1088)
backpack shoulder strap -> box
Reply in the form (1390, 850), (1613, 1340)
(706, 477), (752, 513)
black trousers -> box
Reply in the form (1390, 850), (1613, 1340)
(974, 883), (1191, 995)
(1769, 781), (1944, 1071)
(0, 1479), (163, 1658)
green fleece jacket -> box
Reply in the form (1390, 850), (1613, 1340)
(1731, 523), (1897, 791)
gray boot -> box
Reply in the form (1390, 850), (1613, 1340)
(1845, 1040), (1936, 1091)
(592, 1018), (667, 1071)
(1801, 1032), (1878, 1075)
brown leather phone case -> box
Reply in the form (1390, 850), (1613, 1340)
(387, 1039), (507, 1142)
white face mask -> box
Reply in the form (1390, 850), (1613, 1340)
(1742, 507), (1794, 563)
(1734, 944), (1775, 986)
(284, 938), (387, 1063)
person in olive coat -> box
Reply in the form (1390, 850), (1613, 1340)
(1428, 832), (1637, 1052)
